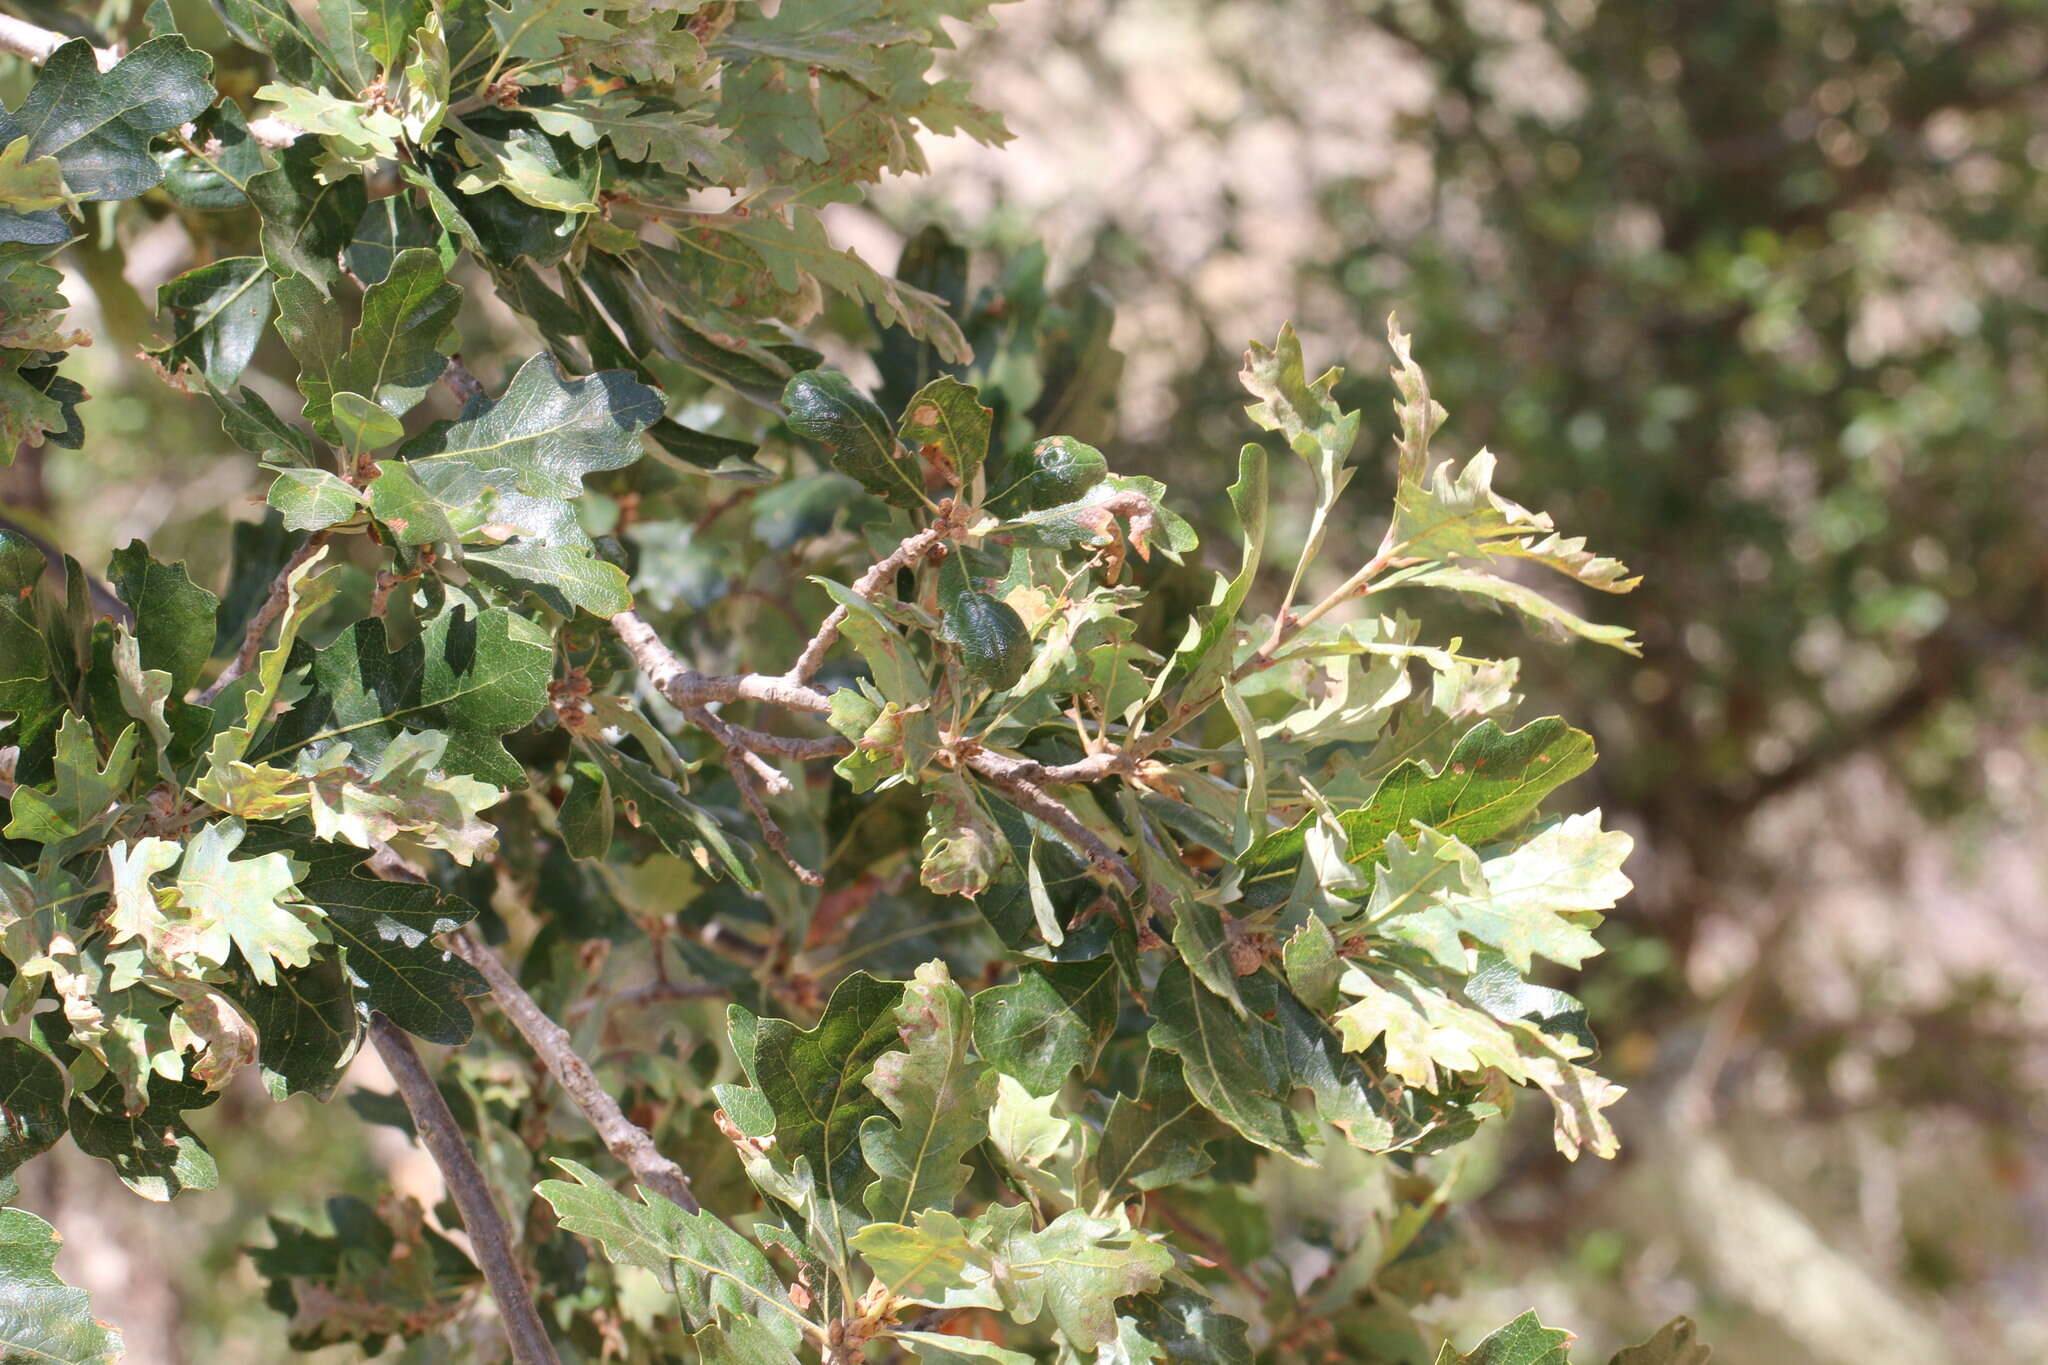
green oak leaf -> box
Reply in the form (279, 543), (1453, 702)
(1405, 563), (1640, 654)
(1281, 918), (1343, 1013)
(255, 605), (551, 789)
(206, 380), (315, 466)
(2, 712), (137, 841)
(146, 256), (274, 389)
(0, 1040), (67, 1180)
(556, 759), (612, 859)
(1170, 898), (1246, 1018)
(1391, 446), (1637, 592)
(157, 101), (270, 211)
(344, 194), (449, 286)
(368, 353), (657, 612)
(246, 831), (486, 1045)
(272, 272), (345, 431)
(1121, 1292), (1253, 1365)
(0, 532), (62, 756)
(0, 1205), (123, 1362)
(198, 542), (340, 771)
(280, 246), (460, 441)
(537, 1159), (809, 1351)
(461, 538), (632, 617)
(329, 391), (403, 454)
(970, 959), (1118, 1096)
(214, 0), (328, 92)
(1237, 717), (1597, 911)
(526, 91), (727, 172)
(1240, 322), (1360, 578)
(66, 1075), (220, 1202)
(300, 729), (502, 866)
(252, 86), (401, 166)
(1463, 951), (1596, 1053)
(919, 771), (1004, 898)
(1368, 815), (1628, 973)
(578, 740), (757, 886)
(784, 369), (924, 508)
(985, 1073), (1075, 1203)
(1433, 1310), (1575, 1365)
(994, 473), (1197, 560)
(894, 1333), (1034, 1365)
(0, 137), (72, 216)
(451, 118), (600, 213)
(1092, 1050), (1222, 1204)
(735, 972), (904, 1260)
(220, 950), (358, 1101)
(859, 961), (994, 1223)
(1332, 963), (1524, 1093)
(108, 541), (219, 699)
(978, 1204), (1174, 1350)
(1170, 442), (1267, 696)
(721, 213), (970, 362)
(1608, 1317), (1711, 1365)
(850, 1208), (987, 1305)
(1149, 964), (1427, 1160)
(329, 247), (461, 426)
(358, 0), (429, 69)
(4, 37), (213, 203)
(249, 140), (367, 292)
(268, 467), (367, 532)
(897, 375), (991, 490)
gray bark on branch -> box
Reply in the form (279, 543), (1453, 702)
(369, 1016), (561, 1365)
(446, 931), (702, 1213)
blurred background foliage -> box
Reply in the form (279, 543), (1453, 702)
(7, 0), (2047, 1361)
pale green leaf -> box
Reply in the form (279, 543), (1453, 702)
(860, 961), (994, 1222)
(538, 1159), (810, 1350)
(2, 713), (136, 841)
(173, 819), (323, 987)
(1237, 718), (1597, 912)
(1433, 1310), (1575, 1365)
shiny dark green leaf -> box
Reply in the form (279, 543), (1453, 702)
(784, 370), (922, 508)
(0, 1040), (66, 1180)
(6, 37), (212, 202)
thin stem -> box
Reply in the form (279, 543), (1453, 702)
(368, 1016), (561, 1365)
(445, 932), (702, 1213)
(705, 721), (849, 762)
(686, 703), (826, 886)
(197, 530), (333, 705)
(0, 15), (115, 68)
(567, 977), (729, 1026)
(785, 523), (947, 686)
(1258, 541), (1400, 658)
(612, 610), (835, 714)
(963, 748), (1141, 899)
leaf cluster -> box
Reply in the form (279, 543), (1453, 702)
(0, 4), (1702, 1362)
